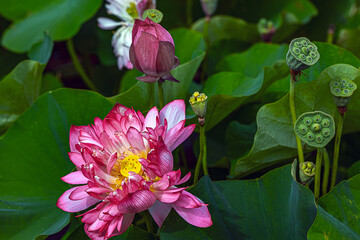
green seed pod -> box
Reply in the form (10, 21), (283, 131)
(299, 161), (316, 184)
(189, 92), (208, 118)
(330, 77), (357, 107)
(143, 9), (163, 23)
(295, 111), (335, 147)
(286, 37), (320, 71)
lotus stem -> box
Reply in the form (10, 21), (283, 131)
(330, 112), (344, 189)
(314, 147), (323, 200)
(158, 81), (165, 108)
(322, 148), (330, 195)
(66, 39), (98, 92)
(194, 124), (207, 184)
(200, 124), (209, 176)
(143, 211), (155, 234)
(149, 83), (155, 108)
(289, 76), (305, 163)
(186, 0), (193, 26)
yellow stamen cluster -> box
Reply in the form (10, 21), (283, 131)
(126, 3), (138, 19)
(189, 92), (207, 104)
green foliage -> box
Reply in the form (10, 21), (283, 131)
(0, 0), (102, 52)
(0, 60), (45, 134)
(27, 32), (54, 64)
(232, 64), (360, 178)
(0, 89), (113, 239)
(308, 174), (360, 239)
(160, 165), (316, 239)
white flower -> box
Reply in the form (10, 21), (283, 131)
(98, 0), (156, 70)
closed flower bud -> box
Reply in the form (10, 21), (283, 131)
(189, 92), (208, 120)
(130, 18), (180, 83)
(286, 37), (320, 71)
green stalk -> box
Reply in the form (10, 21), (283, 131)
(330, 113), (344, 189)
(149, 83), (155, 108)
(314, 148), (323, 200)
(200, 17), (210, 84)
(322, 148), (330, 195)
(158, 81), (165, 108)
(143, 211), (155, 234)
(66, 39), (98, 92)
(186, 0), (193, 26)
(200, 124), (209, 176)
(194, 125), (207, 184)
(289, 76), (305, 163)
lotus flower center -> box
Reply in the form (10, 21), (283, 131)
(126, 3), (138, 19)
(120, 155), (141, 177)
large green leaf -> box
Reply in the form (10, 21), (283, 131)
(193, 0), (317, 44)
(1, 0), (102, 52)
(0, 89), (113, 239)
(170, 28), (205, 64)
(201, 43), (288, 131)
(192, 15), (260, 45)
(336, 27), (360, 59)
(160, 165), (316, 240)
(0, 60), (45, 134)
(307, 174), (360, 239)
(232, 64), (360, 178)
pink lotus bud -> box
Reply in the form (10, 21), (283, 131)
(129, 18), (180, 83)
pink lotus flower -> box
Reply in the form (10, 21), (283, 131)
(57, 100), (212, 239)
(129, 18), (180, 83)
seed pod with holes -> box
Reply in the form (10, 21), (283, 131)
(299, 161), (316, 184)
(286, 37), (320, 71)
(329, 77), (358, 107)
(142, 9), (163, 23)
(189, 92), (208, 119)
(294, 111), (335, 148)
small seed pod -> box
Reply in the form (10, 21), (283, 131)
(257, 18), (276, 42)
(286, 37), (320, 71)
(329, 77), (357, 107)
(294, 111), (335, 148)
(189, 91), (208, 119)
(299, 161), (316, 184)
(143, 9), (163, 23)
(200, 0), (218, 17)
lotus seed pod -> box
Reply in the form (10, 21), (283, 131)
(330, 77), (357, 107)
(200, 0), (218, 17)
(189, 91), (208, 118)
(299, 161), (316, 184)
(143, 9), (163, 23)
(286, 37), (320, 71)
(295, 111), (335, 147)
